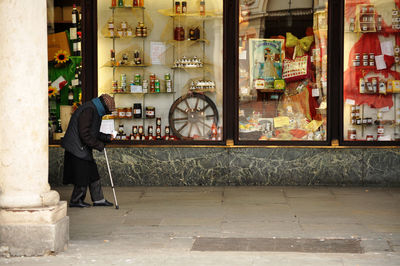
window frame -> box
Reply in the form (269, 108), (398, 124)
(68, 0), (400, 147)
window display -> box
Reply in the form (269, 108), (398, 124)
(343, 0), (400, 142)
(238, 0), (328, 141)
(97, 0), (223, 142)
(47, 1), (83, 141)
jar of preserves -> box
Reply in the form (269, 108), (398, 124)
(142, 79), (149, 93)
(155, 79), (160, 92)
(118, 108), (126, 118)
(126, 107), (132, 118)
(156, 126), (162, 139)
(174, 26), (185, 41)
(142, 26), (147, 37)
(133, 103), (142, 118)
(165, 126), (170, 139)
(121, 21), (127, 30)
(132, 126), (138, 135)
(146, 106), (155, 118)
(148, 126), (153, 136)
(138, 125), (144, 136)
(156, 117), (161, 126)
(366, 134), (374, 141)
(377, 125), (385, 134)
(118, 124), (124, 134)
(108, 19), (114, 30)
(348, 128), (357, 140)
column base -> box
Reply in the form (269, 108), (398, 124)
(0, 201), (69, 257)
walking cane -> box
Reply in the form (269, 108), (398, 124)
(104, 148), (119, 209)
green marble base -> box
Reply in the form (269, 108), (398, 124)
(49, 147), (400, 186)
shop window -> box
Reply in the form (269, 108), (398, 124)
(343, 0), (400, 142)
(238, 0), (328, 142)
(97, 0), (224, 142)
(47, 0), (83, 141)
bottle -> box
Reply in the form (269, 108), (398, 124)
(70, 5), (78, 42)
(111, 49), (116, 62)
(76, 32), (82, 56)
(111, 0), (117, 7)
(56, 119), (63, 133)
(139, 0), (144, 7)
(72, 37), (78, 56)
(175, 1), (181, 14)
(182, 1), (187, 13)
(77, 10), (82, 33)
(72, 4), (79, 26)
(68, 86), (74, 105)
(200, 0), (205, 16)
(211, 122), (217, 140)
(118, 0), (124, 7)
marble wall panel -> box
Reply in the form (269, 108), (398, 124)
(363, 149), (400, 185)
(49, 147), (399, 187)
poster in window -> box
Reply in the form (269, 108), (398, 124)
(249, 38), (285, 90)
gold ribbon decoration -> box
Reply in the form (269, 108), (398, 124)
(286, 32), (314, 58)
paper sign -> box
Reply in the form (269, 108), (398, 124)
(51, 76), (66, 91)
(273, 116), (290, 128)
(380, 106), (390, 112)
(375, 55), (387, 70)
(100, 119), (115, 134)
(71, 79), (79, 86)
(150, 42), (166, 65)
(381, 40), (394, 56)
(239, 50), (247, 60)
(346, 98), (355, 105)
(312, 88), (320, 97)
(305, 120), (323, 132)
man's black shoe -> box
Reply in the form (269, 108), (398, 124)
(69, 201), (91, 208)
(93, 199), (113, 207)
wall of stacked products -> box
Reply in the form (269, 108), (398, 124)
(98, 0), (224, 141)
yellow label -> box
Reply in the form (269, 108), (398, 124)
(273, 116), (290, 128)
(305, 120), (323, 132)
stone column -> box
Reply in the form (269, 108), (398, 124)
(0, 0), (68, 256)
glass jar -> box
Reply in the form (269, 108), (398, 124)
(118, 108), (126, 118)
(174, 26), (185, 41)
(146, 106), (155, 118)
(348, 128), (357, 140)
(125, 107), (132, 118)
(133, 103), (142, 118)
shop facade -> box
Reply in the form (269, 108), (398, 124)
(48, 0), (400, 186)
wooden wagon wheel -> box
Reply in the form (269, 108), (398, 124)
(168, 92), (219, 140)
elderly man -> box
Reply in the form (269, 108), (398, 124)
(61, 94), (116, 208)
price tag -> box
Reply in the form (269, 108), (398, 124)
(71, 79), (79, 86)
(346, 99), (355, 105)
(312, 88), (320, 97)
(239, 50), (247, 60)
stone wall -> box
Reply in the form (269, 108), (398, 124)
(49, 147), (400, 186)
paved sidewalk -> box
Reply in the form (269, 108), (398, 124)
(1, 186), (400, 265)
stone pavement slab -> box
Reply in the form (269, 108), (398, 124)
(1, 186), (400, 265)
